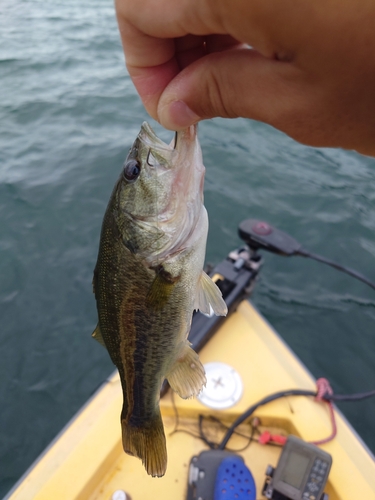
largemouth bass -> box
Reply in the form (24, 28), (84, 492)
(92, 122), (227, 477)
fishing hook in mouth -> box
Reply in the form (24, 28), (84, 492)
(173, 132), (178, 150)
(146, 149), (156, 167)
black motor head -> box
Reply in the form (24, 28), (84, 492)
(238, 219), (302, 256)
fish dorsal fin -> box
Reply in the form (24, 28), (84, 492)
(91, 323), (106, 348)
(194, 271), (228, 317)
(166, 341), (206, 399)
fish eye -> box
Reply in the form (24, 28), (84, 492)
(123, 159), (141, 182)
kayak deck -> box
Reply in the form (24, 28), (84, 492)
(7, 300), (375, 500)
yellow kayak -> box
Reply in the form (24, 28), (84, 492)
(6, 223), (375, 500)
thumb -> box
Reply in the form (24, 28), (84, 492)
(157, 48), (304, 134)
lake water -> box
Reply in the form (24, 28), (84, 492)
(1, 0), (375, 496)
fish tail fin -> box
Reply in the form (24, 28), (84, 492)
(121, 411), (167, 477)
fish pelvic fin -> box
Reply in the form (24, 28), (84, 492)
(194, 271), (228, 317)
(121, 411), (167, 477)
(166, 341), (206, 399)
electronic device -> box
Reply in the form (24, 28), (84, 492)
(262, 435), (332, 500)
(186, 450), (256, 500)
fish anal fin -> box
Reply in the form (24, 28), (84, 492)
(91, 323), (106, 348)
(194, 271), (228, 317)
(166, 342), (206, 399)
(121, 411), (167, 477)
(146, 264), (180, 309)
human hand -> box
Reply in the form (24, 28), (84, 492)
(116, 0), (375, 156)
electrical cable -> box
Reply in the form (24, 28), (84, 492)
(170, 389), (256, 451)
(169, 383), (375, 451)
(297, 248), (375, 291)
(217, 383), (375, 451)
(199, 415), (256, 452)
(218, 389), (315, 450)
(328, 389), (375, 401)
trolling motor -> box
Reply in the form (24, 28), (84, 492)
(239, 219), (375, 291)
(184, 217), (375, 376)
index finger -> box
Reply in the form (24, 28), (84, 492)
(115, 0), (227, 117)
(117, 18), (179, 115)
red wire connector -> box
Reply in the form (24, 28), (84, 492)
(258, 431), (287, 445)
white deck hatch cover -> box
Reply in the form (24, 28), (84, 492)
(197, 362), (243, 409)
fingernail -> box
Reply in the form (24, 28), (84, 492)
(160, 100), (200, 130)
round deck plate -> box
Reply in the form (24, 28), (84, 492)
(197, 362), (243, 409)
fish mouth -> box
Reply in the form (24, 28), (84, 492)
(139, 122), (197, 154)
(173, 125), (197, 152)
(138, 122), (174, 152)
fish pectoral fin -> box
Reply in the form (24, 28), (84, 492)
(194, 271), (228, 317)
(121, 411), (167, 477)
(91, 323), (106, 348)
(166, 342), (206, 399)
(146, 264), (180, 309)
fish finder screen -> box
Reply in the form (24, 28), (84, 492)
(280, 451), (310, 489)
